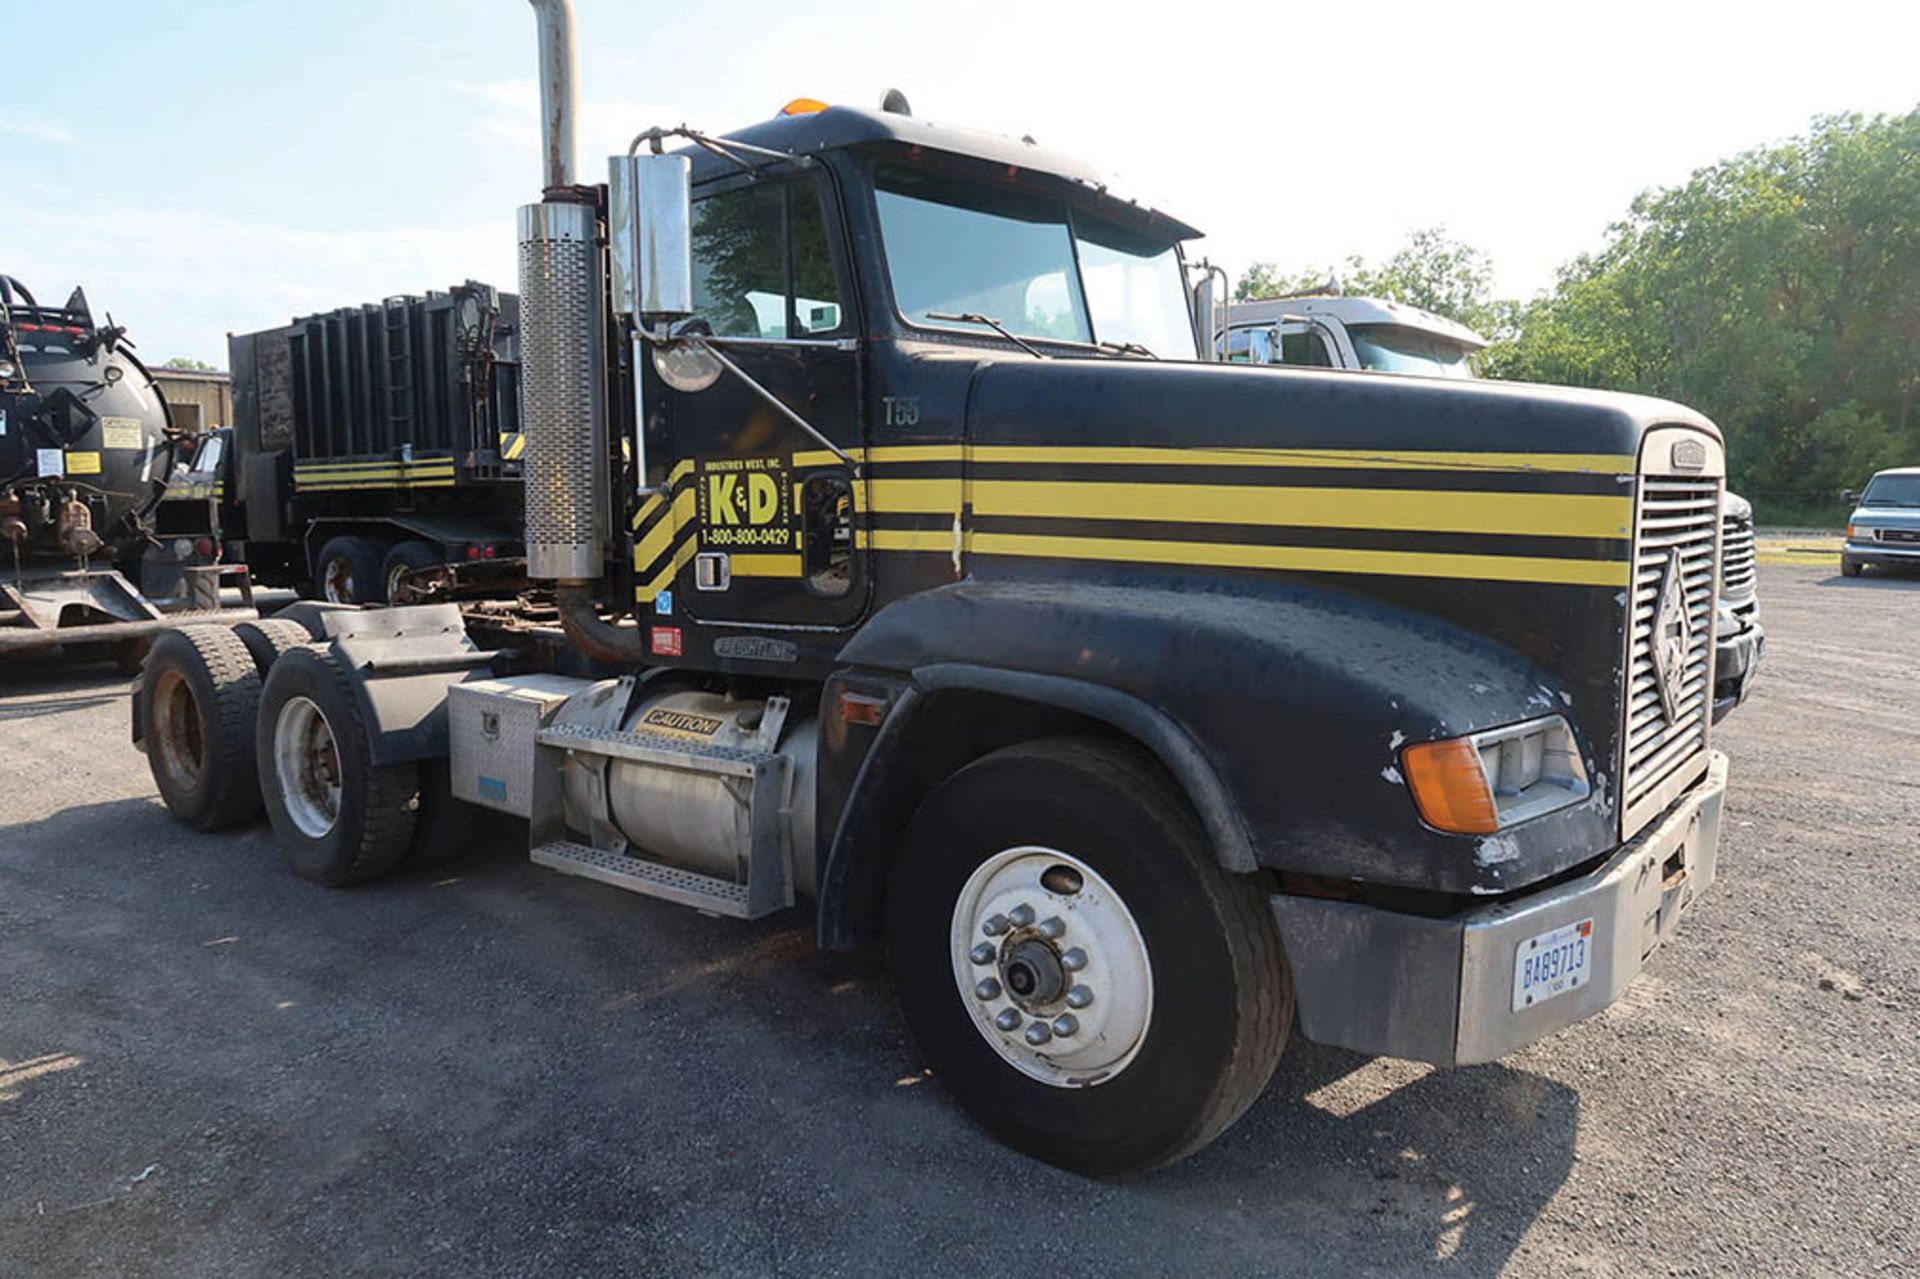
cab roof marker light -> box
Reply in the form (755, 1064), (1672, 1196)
(781, 97), (829, 116)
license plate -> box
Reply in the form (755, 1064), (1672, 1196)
(1512, 918), (1595, 1012)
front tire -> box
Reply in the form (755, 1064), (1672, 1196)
(1841, 555), (1862, 578)
(887, 737), (1292, 1176)
(256, 645), (419, 886)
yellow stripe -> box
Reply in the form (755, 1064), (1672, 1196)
(630, 488), (699, 570)
(968, 532), (1631, 588)
(501, 433), (525, 460)
(968, 481), (1631, 540)
(869, 528), (958, 553)
(295, 478), (458, 491)
(729, 553), (802, 578)
(965, 445), (1635, 475)
(867, 478), (964, 518)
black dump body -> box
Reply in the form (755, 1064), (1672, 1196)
(223, 281), (525, 583)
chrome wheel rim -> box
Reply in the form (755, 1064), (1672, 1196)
(321, 558), (355, 604)
(274, 695), (341, 838)
(949, 846), (1152, 1088)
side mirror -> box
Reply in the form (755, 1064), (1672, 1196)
(609, 152), (694, 324)
(1840, 488), (1857, 507)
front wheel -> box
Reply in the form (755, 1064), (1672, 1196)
(887, 737), (1292, 1176)
(1841, 556), (1863, 578)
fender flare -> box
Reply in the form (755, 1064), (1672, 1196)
(813, 661), (1257, 951)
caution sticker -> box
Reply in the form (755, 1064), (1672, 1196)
(639, 707), (725, 740)
(66, 451), (103, 475)
(697, 455), (794, 550)
(100, 416), (144, 450)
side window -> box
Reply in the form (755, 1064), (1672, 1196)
(1280, 330), (1333, 367)
(691, 179), (845, 340)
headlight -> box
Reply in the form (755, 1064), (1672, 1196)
(0, 357), (17, 379)
(1401, 714), (1590, 834)
(1846, 524), (1877, 543)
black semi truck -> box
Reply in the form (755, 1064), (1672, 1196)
(133, 0), (1736, 1174)
(178, 281), (525, 605)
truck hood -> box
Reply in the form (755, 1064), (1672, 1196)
(941, 356), (1727, 861)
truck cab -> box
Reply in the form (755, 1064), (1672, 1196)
(132, 0), (1740, 1177)
(1221, 293), (1485, 377)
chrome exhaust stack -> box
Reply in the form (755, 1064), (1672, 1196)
(518, 0), (607, 587)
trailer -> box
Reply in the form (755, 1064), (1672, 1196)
(133, 0), (1737, 1175)
(0, 273), (254, 662)
(181, 281), (524, 606)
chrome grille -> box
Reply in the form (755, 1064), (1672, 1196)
(1720, 513), (1756, 601)
(1623, 475), (1718, 830)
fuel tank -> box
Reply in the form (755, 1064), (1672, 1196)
(0, 275), (178, 569)
(552, 684), (821, 893)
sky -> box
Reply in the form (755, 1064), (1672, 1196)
(3, 0), (1915, 366)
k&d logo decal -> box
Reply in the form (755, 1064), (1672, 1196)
(698, 456), (794, 549)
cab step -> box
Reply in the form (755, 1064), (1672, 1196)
(530, 839), (760, 918)
(535, 720), (776, 775)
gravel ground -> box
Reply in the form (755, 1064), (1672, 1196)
(0, 561), (1913, 1277)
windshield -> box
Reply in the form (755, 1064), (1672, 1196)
(873, 163), (1198, 359)
(1347, 324), (1477, 378)
(1860, 474), (1920, 507)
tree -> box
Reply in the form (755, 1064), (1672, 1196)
(1488, 108), (1920, 516)
(161, 357), (217, 371)
(1235, 228), (1510, 337)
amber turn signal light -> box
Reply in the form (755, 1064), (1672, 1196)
(1401, 738), (1500, 834)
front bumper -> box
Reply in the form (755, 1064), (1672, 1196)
(1713, 615), (1764, 722)
(1845, 540), (1920, 568)
(1271, 751), (1727, 1066)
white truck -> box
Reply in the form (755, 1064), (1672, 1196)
(1221, 292), (1486, 377)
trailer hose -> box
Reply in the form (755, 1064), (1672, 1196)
(555, 582), (646, 665)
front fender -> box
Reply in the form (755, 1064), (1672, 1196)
(839, 578), (1620, 896)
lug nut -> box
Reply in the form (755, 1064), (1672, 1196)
(1060, 947), (1088, 972)
(969, 942), (996, 965)
(1023, 1021), (1053, 1047)
(975, 977), (1001, 1001)
(983, 913), (1010, 937)
(1066, 984), (1094, 1009)
(1008, 904), (1036, 928)
(1037, 915), (1065, 940)
(994, 1008), (1022, 1032)
(1051, 1014), (1078, 1038)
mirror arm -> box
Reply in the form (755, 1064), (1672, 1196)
(690, 338), (861, 476)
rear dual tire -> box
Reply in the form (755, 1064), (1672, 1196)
(256, 645), (418, 886)
(139, 626), (264, 830)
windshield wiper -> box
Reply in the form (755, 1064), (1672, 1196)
(1095, 339), (1159, 360)
(924, 311), (1047, 359)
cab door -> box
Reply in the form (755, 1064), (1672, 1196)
(648, 170), (867, 631)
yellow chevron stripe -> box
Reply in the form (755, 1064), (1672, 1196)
(629, 459), (697, 530)
(966, 481), (1632, 540)
(630, 487), (699, 570)
(636, 536), (699, 602)
(967, 532), (1632, 588)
